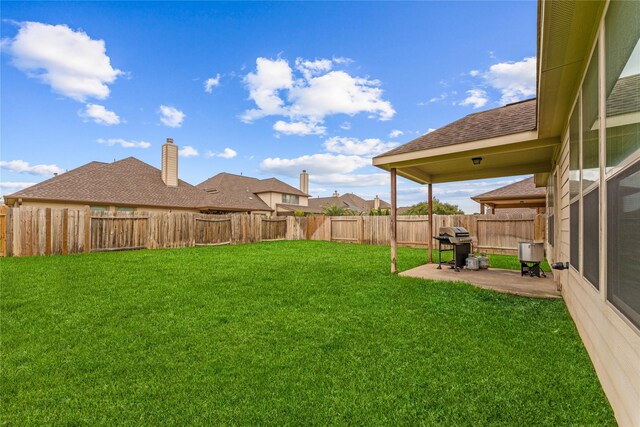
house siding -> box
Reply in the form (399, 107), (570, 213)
(550, 5), (640, 422)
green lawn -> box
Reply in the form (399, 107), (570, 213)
(1, 242), (613, 425)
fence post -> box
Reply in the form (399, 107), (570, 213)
(0, 206), (7, 257)
(83, 207), (91, 253)
(45, 208), (52, 256)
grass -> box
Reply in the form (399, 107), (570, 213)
(1, 241), (612, 425)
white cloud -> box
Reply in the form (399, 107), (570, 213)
(459, 89), (488, 109)
(340, 121), (351, 130)
(0, 182), (36, 190)
(5, 21), (121, 102)
(0, 160), (64, 176)
(295, 58), (333, 80)
(428, 93), (448, 103)
(309, 173), (389, 187)
(482, 56), (536, 104)
(0, 181), (37, 196)
(97, 138), (150, 148)
(159, 105), (185, 128)
(241, 57), (395, 135)
(204, 73), (221, 93)
(323, 137), (398, 157)
(273, 120), (326, 136)
(469, 70), (480, 77)
(206, 148), (237, 159)
(260, 153), (370, 177)
(389, 129), (404, 138)
(178, 146), (199, 157)
(426, 128), (436, 134)
(241, 57), (293, 122)
(81, 104), (121, 125)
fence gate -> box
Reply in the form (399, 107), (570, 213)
(261, 218), (287, 241)
(330, 217), (362, 243)
(90, 214), (149, 252)
(195, 218), (231, 245)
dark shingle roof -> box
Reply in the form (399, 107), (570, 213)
(308, 193), (390, 213)
(471, 177), (545, 201)
(195, 173), (274, 211)
(377, 99), (537, 158)
(5, 157), (222, 209)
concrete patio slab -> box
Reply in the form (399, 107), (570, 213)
(400, 264), (561, 299)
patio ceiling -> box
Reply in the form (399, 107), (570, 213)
(373, 130), (559, 185)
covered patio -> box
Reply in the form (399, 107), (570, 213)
(372, 98), (558, 274)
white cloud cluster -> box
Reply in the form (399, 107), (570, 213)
(178, 146), (199, 157)
(81, 104), (121, 125)
(483, 56), (536, 104)
(159, 105), (185, 128)
(261, 154), (370, 177)
(5, 22), (121, 102)
(0, 160), (64, 176)
(459, 89), (488, 109)
(206, 148), (237, 159)
(242, 57), (395, 135)
(322, 136), (397, 157)
(204, 73), (221, 93)
(97, 138), (150, 148)
(273, 120), (326, 136)
(388, 129), (404, 138)
(0, 181), (37, 196)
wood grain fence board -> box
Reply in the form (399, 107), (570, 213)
(0, 207), (547, 257)
(0, 206), (7, 257)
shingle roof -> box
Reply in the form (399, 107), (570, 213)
(376, 99), (537, 158)
(195, 173), (274, 211)
(471, 177), (545, 201)
(308, 193), (390, 213)
(5, 157), (222, 209)
(607, 74), (639, 117)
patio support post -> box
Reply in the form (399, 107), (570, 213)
(390, 168), (397, 274)
(428, 183), (433, 263)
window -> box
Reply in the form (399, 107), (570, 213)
(547, 171), (555, 247)
(582, 43), (599, 190)
(569, 102), (581, 199)
(583, 189), (599, 288)
(282, 194), (299, 204)
(570, 201), (580, 271)
(116, 207), (135, 212)
(90, 206), (108, 212)
(605, 0), (640, 329)
(605, 0), (640, 170)
(581, 44), (600, 289)
(607, 161), (640, 329)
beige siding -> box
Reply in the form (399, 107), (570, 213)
(556, 133), (640, 426)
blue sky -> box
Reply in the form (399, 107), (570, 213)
(1, 1), (538, 213)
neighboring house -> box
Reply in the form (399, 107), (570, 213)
(374, 1), (639, 424)
(197, 170), (313, 216)
(3, 139), (219, 213)
(308, 192), (390, 214)
(471, 176), (546, 214)
(3, 139), (309, 216)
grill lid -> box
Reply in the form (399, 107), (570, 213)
(439, 226), (470, 237)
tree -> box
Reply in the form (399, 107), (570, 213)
(322, 205), (358, 216)
(401, 197), (464, 215)
(369, 207), (390, 216)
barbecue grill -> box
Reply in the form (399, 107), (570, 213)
(434, 227), (477, 271)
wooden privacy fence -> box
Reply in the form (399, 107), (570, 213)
(0, 206), (544, 257)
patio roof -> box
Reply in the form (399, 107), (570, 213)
(372, 1), (605, 187)
(373, 99), (559, 185)
(471, 177), (546, 210)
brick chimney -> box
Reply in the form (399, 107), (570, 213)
(374, 195), (380, 210)
(161, 138), (178, 187)
(300, 170), (309, 194)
